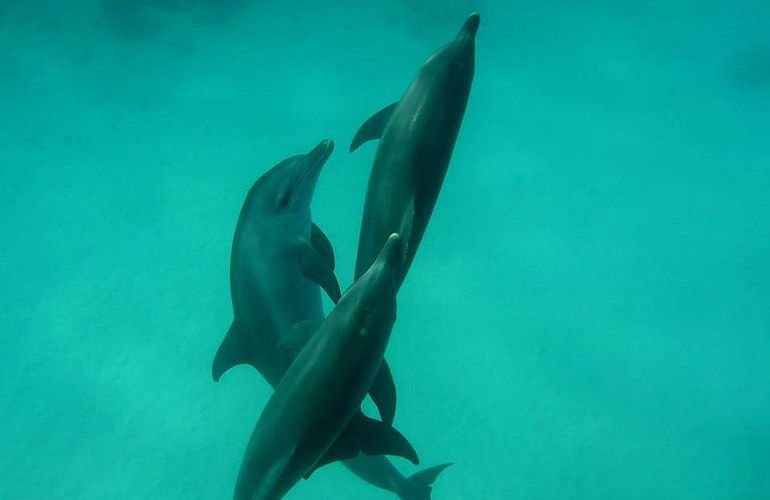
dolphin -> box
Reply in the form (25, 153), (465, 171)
(350, 13), (479, 289)
(233, 234), (418, 500)
(212, 139), (341, 388)
(212, 141), (445, 498)
(348, 13), (479, 433)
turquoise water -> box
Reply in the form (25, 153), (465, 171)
(2, 1), (770, 498)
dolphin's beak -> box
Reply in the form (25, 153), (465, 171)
(372, 233), (403, 289)
(306, 139), (334, 166)
(457, 12), (480, 39)
(297, 139), (334, 189)
(381, 233), (403, 270)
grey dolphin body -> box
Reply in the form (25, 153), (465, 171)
(212, 140), (340, 387)
(348, 14), (479, 447)
(351, 13), (479, 288)
(212, 142), (442, 499)
(233, 234), (418, 500)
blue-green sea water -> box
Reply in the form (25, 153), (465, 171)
(2, 1), (769, 498)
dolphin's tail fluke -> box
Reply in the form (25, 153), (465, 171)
(396, 463), (453, 500)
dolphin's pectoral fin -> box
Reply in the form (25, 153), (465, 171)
(368, 359), (397, 425)
(212, 322), (254, 382)
(278, 319), (323, 352)
(298, 240), (342, 303)
(310, 222), (336, 271)
(350, 102), (398, 152)
(353, 414), (418, 464)
(304, 412), (419, 479)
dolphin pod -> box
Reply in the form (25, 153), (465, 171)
(213, 12), (479, 500)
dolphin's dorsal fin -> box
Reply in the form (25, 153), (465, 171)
(353, 414), (418, 464)
(278, 319), (323, 352)
(369, 360), (397, 425)
(310, 222), (335, 271)
(350, 102), (399, 152)
(304, 412), (419, 479)
(297, 239), (342, 303)
(212, 322), (255, 382)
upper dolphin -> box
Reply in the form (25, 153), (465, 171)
(347, 12), (479, 438)
(350, 12), (479, 289)
(233, 234), (418, 500)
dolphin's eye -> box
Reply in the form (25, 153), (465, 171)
(276, 191), (290, 208)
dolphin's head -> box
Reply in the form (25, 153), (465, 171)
(457, 12), (481, 40)
(447, 12), (479, 77)
(343, 233), (403, 346)
(422, 13), (479, 94)
(244, 139), (333, 226)
(324, 234), (402, 357)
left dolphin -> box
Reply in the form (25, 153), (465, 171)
(212, 140), (341, 387)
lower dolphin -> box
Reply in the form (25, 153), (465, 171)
(233, 234), (416, 500)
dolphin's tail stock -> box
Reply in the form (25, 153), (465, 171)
(395, 463), (453, 500)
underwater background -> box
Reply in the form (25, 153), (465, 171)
(2, 1), (769, 498)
